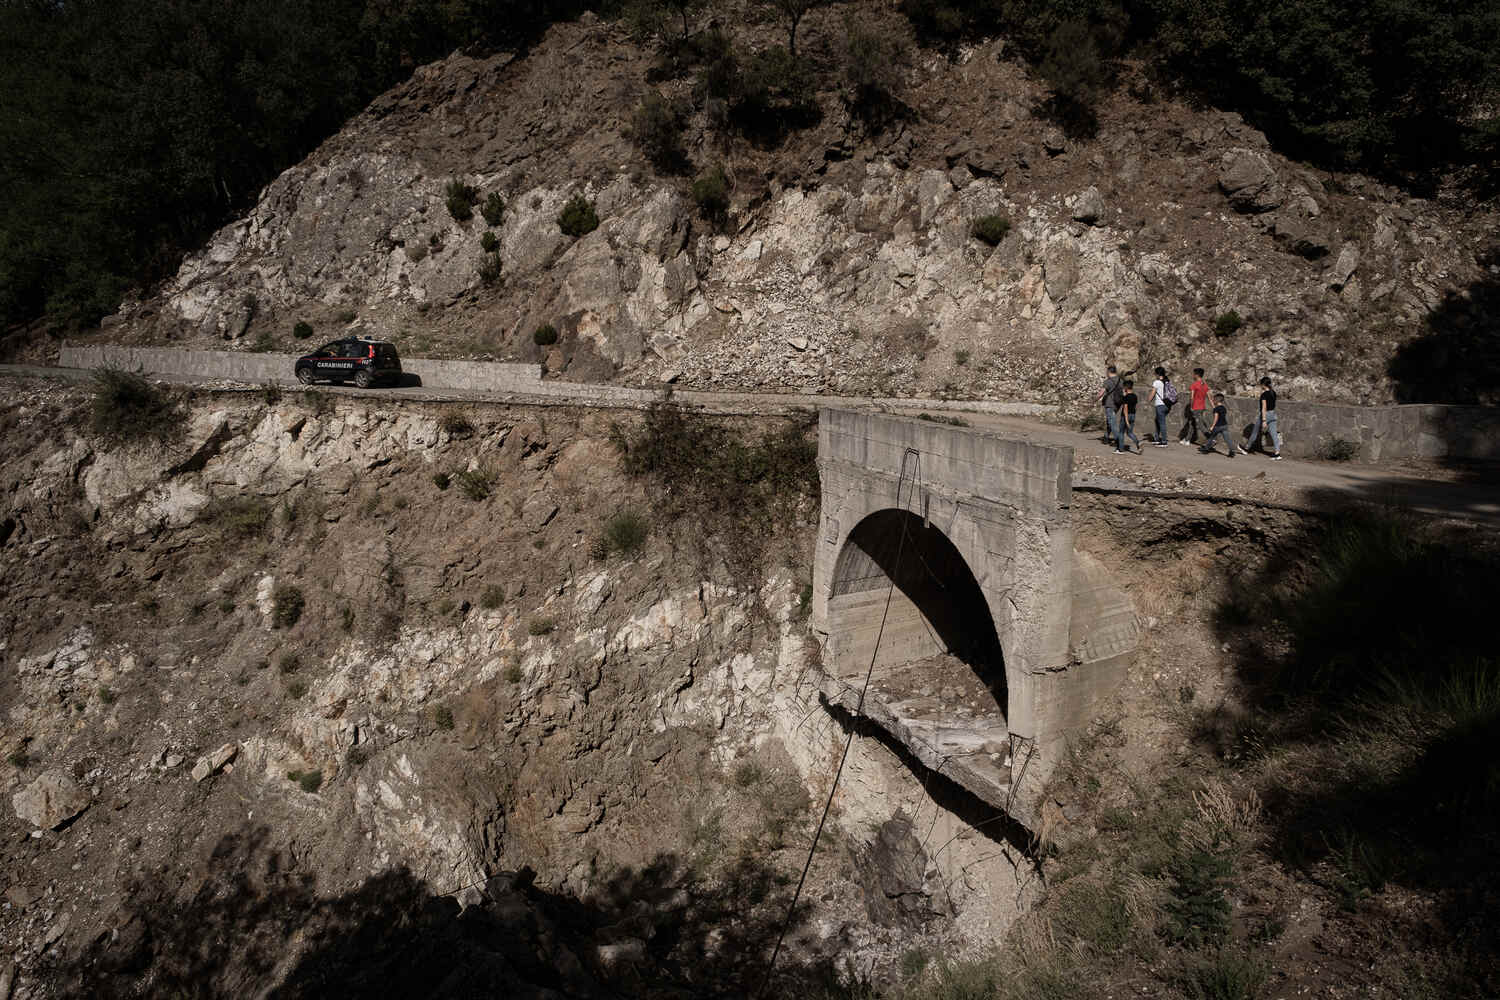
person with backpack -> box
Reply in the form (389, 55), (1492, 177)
(1243, 375), (1283, 460)
(1093, 364), (1123, 449)
(1178, 368), (1210, 445)
(1115, 379), (1142, 453)
(1199, 392), (1234, 457)
(1148, 366), (1175, 447)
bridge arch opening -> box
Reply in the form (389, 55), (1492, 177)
(828, 508), (1007, 716)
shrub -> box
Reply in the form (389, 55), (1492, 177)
(478, 252), (502, 285)
(438, 410), (473, 436)
(285, 679), (308, 699)
(691, 164), (731, 223)
(1316, 435), (1360, 461)
(1215, 310), (1244, 337)
(433, 705), (455, 730)
(340, 605), (355, 632)
(277, 653), (301, 674)
(604, 510), (650, 556)
(5, 751), (28, 769)
(589, 534), (612, 561)
(533, 323), (559, 346)
(954, 348), (970, 366)
(480, 192), (505, 227)
(200, 495), (272, 539)
(260, 382), (282, 404)
(1164, 845), (1233, 947)
(432, 471), (451, 491)
(481, 584), (504, 609)
(336, 308), (357, 323)
(90, 368), (181, 443)
(287, 769), (322, 793)
(505, 662), (524, 683)
(842, 16), (907, 119)
(633, 91), (686, 172)
(445, 179), (478, 221)
(528, 617), (556, 636)
(271, 584), (305, 628)
(1178, 948), (1269, 1000)
(454, 467), (493, 501)
(971, 213), (1011, 246)
(557, 195), (599, 237)
(98, 686), (117, 705)
(292, 320), (314, 339)
(480, 231), (499, 253)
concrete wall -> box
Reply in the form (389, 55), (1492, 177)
(1218, 395), (1500, 462)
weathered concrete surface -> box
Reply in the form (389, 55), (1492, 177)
(812, 409), (1138, 831)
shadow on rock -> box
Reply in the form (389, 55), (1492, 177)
(56, 826), (852, 999)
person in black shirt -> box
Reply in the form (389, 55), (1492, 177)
(1115, 379), (1142, 453)
(1200, 392), (1234, 457)
(1242, 376), (1283, 459)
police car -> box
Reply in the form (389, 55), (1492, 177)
(294, 338), (402, 388)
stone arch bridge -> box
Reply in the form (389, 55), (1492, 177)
(810, 409), (1138, 832)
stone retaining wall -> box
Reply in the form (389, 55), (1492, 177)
(1217, 396), (1500, 463)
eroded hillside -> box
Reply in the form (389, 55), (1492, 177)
(84, 11), (1499, 407)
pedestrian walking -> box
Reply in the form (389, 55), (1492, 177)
(1148, 367), (1172, 446)
(1243, 376), (1283, 460)
(1116, 379), (1142, 453)
(1178, 368), (1210, 445)
(1094, 364), (1122, 450)
(1199, 393), (1234, 458)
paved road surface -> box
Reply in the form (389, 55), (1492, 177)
(5, 364), (1497, 525)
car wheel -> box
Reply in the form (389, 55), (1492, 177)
(354, 370), (374, 389)
(296, 368), (314, 385)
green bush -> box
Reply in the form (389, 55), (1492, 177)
(200, 495), (272, 539)
(528, 617), (556, 636)
(691, 164), (731, 223)
(1178, 948), (1269, 1000)
(604, 510), (650, 557)
(478, 252), (502, 285)
(433, 705), (455, 730)
(557, 195), (600, 237)
(438, 410), (473, 436)
(98, 686), (117, 705)
(1316, 435), (1360, 461)
(445, 179), (478, 221)
(287, 769), (322, 793)
(481, 584), (505, 609)
(505, 662), (524, 684)
(533, 323), (558, 346)
(293, 320), (314, 339)
(432, 471), (451, 491)
(971, 214), (1011, 246)
(633, 92), (686, 172)
(454, 467), (493, 501)
(335, 308), (356, 324)
(480, 192), (505, 227)
(90, 368), (182, 443)
(1164, 845), (1234, 947)
(272, 584), (305, 629)
(1214, 310), (1244, 337)
(277, 653), (301, 674)
(480, 231), (499, 253)
(285, 679), (308, 699)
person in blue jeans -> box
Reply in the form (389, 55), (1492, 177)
(1247, 375), (1283, 460)
(1149, 366), (1171, 446)
(1199, 393), (1234, 457)
(1115, 379), (1142, 453)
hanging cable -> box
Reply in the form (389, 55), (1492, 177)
(755, 448), (921, 998)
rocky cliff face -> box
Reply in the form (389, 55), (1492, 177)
(103, 15), (1497, 407)
(1, 384), (1026, 996)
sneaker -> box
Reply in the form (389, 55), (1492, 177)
(1178, 439), (1191, 445)
(1270, 454), (1283, 461)
(1114, 449), (1125, 454)
(1198, 446), (1213, 454)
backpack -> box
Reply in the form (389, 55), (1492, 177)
(1162, 379), (1178, 406)
(1109, 378), (1125, 408)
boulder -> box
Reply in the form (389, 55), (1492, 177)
(13, 770), (90, 830)
(1043, 240), (1081, 303)
(1266, 212), (1332, 259)
(1071, 186), (1106, 226)
(1218, 148), (1283, 214)
(1329, 243), (1360, 290)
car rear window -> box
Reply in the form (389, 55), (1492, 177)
(376, 345), (399, 363)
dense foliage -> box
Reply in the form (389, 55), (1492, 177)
(0, 0), (585, 332)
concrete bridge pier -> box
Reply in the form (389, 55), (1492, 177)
(810, 409), (1138, 833)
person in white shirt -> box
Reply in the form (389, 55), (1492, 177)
(1148, 366), (1170, 447)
